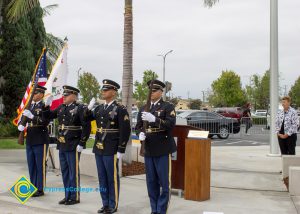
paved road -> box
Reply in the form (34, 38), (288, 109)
(212, 137), (269, 146)
(211, 125), (300, 146)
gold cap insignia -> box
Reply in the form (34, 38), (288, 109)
(170, 110), (176, 117)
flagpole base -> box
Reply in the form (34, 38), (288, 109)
(267, 153), (281, 157)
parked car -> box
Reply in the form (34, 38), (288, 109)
(176, 110), (187, 115)
(214, 107), (243, 123)
(177, 110), (240, 139)
(252, 109), (268, 118)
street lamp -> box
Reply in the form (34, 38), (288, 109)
(158, 50), (173, 100)
(77, 67), (82, 82)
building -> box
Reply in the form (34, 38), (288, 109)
(175, 99), (189, 110)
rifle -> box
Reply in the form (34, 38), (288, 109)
(139, 78), (155, 156)
(17, 74), (40, 145)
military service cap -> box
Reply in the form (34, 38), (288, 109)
(102, 79), (120, 91)
(35, 85), (47, 94)
(63, 85), (80, 96)
(147, 79), (165, 91)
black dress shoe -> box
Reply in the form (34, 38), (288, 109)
(98, 206), (109, 213)
(105, 208), (117, 213)
(65, 199), (80, 205)
(32, 190), (44, 197)
(58, 198), (67, 205)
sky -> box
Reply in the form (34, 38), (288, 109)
(41, 0), (300, 99)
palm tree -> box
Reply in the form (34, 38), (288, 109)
(122, 0), (133, 164)
(3, 1), (63, 69)
(5, 0), (39, 23)
(120, 0), (218, 165)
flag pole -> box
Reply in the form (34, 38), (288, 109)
(24, 48), (47, 109)
(44, 42), (68, 100)
(13, 48), (47, 126)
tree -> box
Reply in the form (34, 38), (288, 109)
(77, 72), (101, 104)
(5, 0), (39, 23)
(289, 76), (300, 108)
(121, 0), (133, 164)
(0, 0), (3, 28)
(209, 70), (246, 107)
(27, 2), (46, 61)
(188, 99), (202, 110)
(3, 1), (63, 68)
(245, 70), (270, 110)
(133, 70), (158, 108)
(167, 97), (179, 106)
(0, 0), (35, 118)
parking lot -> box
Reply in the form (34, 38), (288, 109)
(212, 125), (300, 147)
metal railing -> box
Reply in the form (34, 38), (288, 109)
(176, 116), (239, 138)
(240, 116), (270, 135)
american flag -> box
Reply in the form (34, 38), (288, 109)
(13, 49), (47, 126)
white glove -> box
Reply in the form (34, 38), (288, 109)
(18, 125), (25, 131)
(117, 152), (123, 159)
(77, 145), (84, 153)
(141, 112), (156, 123)
(23, 110), (34, 119)
(88, 98), (96, 110)
(45, 95), (53, 107)
(139, 132), (146, 141)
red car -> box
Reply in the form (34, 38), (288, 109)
(214, 107), (243, 123)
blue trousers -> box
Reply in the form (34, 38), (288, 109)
(59, 150), (81, 201)
(145, 155), (171, 214)
(26, 144), (48, 191)
(95, 154), (120, 210)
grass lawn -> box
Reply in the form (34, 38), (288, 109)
(0, 138), (25, 149)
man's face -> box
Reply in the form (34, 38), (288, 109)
(63, 93), (77, 105)
(101, 89), (116, 100)
(282, 100), (290, 109)
(33, 91), (44, 102)
(150, 88), (163, 101)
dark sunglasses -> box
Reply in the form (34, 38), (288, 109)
(34, 91), (42, 95)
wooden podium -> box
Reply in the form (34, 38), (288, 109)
(184, 138), (211, 201)
(171, 125), (201, 191)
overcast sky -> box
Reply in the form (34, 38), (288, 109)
(41, 0), (300, 99)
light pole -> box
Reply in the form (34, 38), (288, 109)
(269, 0), (280, 156)
(158, 50), (173, 100)
(77, 67), (82, 82)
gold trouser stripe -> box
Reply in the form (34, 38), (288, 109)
(76, 151), (79, 201)
(166, 154), (172, 213)
(42, 144), (47, 189)
(114, 155), (119, 209)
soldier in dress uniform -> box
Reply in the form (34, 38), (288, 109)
(18, 85), (50, 197)
(42, 85), (91, 205)
(135, 80), (177, 214)
(85, 79), (131, 214)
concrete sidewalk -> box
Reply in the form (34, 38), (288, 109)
(0, 146), (299, 214)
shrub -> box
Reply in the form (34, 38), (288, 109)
(0, 121), (18, 138)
